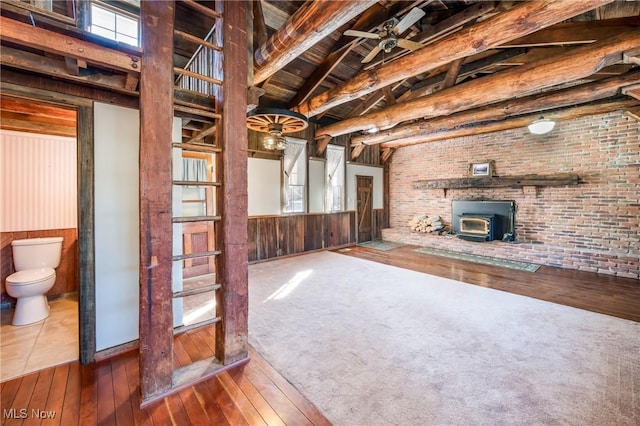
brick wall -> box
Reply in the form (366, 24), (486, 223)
(384, 111), (639, 278)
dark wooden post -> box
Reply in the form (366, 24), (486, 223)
(77, 105), (96, 365)
(214, 0), (249, 364)
(138, 0), (175, 401)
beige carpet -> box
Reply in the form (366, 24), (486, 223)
(248, 251), (639, 426)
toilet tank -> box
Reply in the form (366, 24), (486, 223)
(11, 237), (64, 271)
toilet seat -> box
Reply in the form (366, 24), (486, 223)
(6, 268), (55, 285)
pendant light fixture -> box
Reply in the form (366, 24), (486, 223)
(246, 108), (309, 150)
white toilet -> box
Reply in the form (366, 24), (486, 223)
(5, 237), (63, 326)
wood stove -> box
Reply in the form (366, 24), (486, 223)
(451, 200), (516, 242)
(458, 213), (498, 241)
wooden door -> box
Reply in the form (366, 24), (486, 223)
(356, 176), (373, 243)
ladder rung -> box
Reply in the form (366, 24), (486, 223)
(173, 104), (221, 119)
(173, 284), (221, 299)
(174, 30), (222, 52)
(173, 142), (221, 153)
(174, 67), (222, 86)
(181, 0), (222, 20)
(173, 316), (221, 336)
(173, 180), (221, 187)
(172, 250), (221, 261)
(172, 216), (221, 223)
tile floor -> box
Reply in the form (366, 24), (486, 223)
(1, 295), (79, 382)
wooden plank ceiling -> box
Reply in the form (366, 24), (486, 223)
(1, 0), (639, 147)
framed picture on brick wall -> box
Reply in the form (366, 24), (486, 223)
(470, 161), (494, 177)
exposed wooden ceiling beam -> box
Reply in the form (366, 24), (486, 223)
(252, 0), (268, 52)
(501, 16), (640, 48)
(0, 68), (136, 108)
(335, 2), (502, 118)
(317, 30), (640, 138)
(397, 47), (529, 103)
(624, 107), (640, 121)
(0, 16), (141, 74)
(1, 46), (133, 94)
(352, 70), (640, 146)
(362, 1), (498, 71)
(253, 0), (377, 85)
(622, 84), (640, 101)
(380, 99), (639, 149)
(296, 0), (613, 119)
(287, 1), (418, 108)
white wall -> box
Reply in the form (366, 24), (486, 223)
(308, 158), (325, 213)
(346, 163), (384, 211)
(94, 102), (140, 351)
(248, 157), (281, 216)
(0, 130), (77, 232)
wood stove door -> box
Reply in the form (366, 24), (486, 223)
(356, 175), (373, 243)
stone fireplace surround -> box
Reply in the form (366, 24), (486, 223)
(383, 111), (639, 279)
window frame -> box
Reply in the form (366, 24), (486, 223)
(282, 138), (307, 214)
(89, 1), (140, 47)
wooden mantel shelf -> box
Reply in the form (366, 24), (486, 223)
(412, 173), (580, 190)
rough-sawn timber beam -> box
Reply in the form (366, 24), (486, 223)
(0, 16), (141, 74)
(319, 29), (640, 138)
(352, 70), (640, 146)
(253, 0), (377, 85)
(296, 0), (612, 119)
(1, 47), (132, 94)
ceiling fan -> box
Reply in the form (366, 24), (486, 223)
(344, 7), (426, 64)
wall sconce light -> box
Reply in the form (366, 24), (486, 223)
(527, 117), (556, 135)
(246, 108), (308, 150)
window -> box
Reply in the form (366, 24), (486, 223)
(282, 138), (307, 213)
(89, 2), (139, 47)
(325, 145), (345, 212)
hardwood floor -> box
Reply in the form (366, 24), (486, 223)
(0, 325), (331, 426)
(339, 244), (640, 322)
(2, 246), (637, 425)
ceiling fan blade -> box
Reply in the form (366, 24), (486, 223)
(393, 7), (426, 35)
(361, 45), (383, 64)
(344, 29), (380, 40)
(397, 38), (423, 51)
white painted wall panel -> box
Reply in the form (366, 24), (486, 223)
(94, 103), (140, 351)
(248, 157), (281, 216)
(0, 130), (77, 232)
(308, 158), (325, 213)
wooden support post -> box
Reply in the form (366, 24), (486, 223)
(215, 0), (249, 365)
(77, 105), (96, 365)
(139, 0), (175, 402)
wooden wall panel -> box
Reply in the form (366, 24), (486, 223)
(247, 220), (258, 261)
(304, 213), (324, 252)
(372, 208), (386, 241)
(248, 212), (356, 262)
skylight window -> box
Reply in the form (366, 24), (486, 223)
(89, 2), (139, 47)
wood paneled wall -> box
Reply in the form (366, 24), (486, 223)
(1, 228), (78, 303)
(372, 208), (387, 241)
(248, 211), (356, 262)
